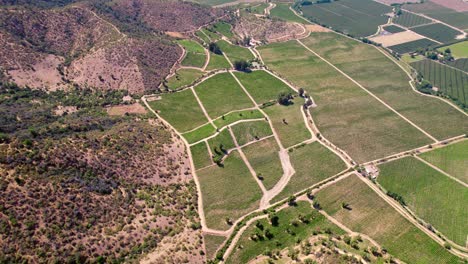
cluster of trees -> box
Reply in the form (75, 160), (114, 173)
(234, 59), (251, 72)
(387, 191), (406, 206)
(209, 42), (222, 55)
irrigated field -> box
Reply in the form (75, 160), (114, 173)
(148, 89), (208, 132)
(262, 99), (311, 149)
(393, 11), (433, 28)
(210, 21), (234, 38)
(242, 137), (283, 190)
(411, 23), (462, 43)
(206, 53), (231, 70)
(316, 174), (461, 264)
(258, 40), (431, 163)
(166, 68), (204, 90)
(411, 59), (467, 106)
(403, 1), (468, 32)
(217, 40), (255, 63)
(378, 157), (468, 246)
(195, 73), (254, 118)
(302, 32), (467, 140)
(226, 201), (345, 264)
(388, 38), (439, 54)
(231, 120), (273, 146)
(213, 109), (263, 128)
(438, 41), (468, 58)
(270, 3), (306, 24)
(382, 24), (405, 33)
(183, 123), (216, 144)
(178, 39), (207, 68)
(419, 140), (468, 183)
(197, 151), (262, 230)
(234, 70), (293, 104)
(272, 142), (347, 203)
(448, 58), (468, 72)
(191, 142), (212, 169)
(299, 0), (392, 37)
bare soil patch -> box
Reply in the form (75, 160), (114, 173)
(370, 30), (425, 47)
(305, 24), (331, 32)
(107, 103), (147, 116)
(234, 15), (306, 43)
(166, 31), (188, 38)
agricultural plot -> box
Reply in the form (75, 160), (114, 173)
(403, 1), (468, 32)
(382, 24), (405, 33)
(393, 11), (433, 28)
(196, 30), (210, 44)
(210, 21), (234, 38)
(165, 68), (203, 90)
(438, 41), (468, 58)
(248, 3), (268, 15)
(388, 38), (439, 54)
(272, 142), (347, 203)
(195, 73), (254, 118)
(411, 59), (468, 106)
(378, 157), (468, 246)
(183, 123), (216, 144)
(242, 137), (283, 190)
(270, 3), (306, 24)
(226, 201), (345, 264)
(213, 109), (263, 128)
(231, 120), (273, 146)
(191, 142), (212, 170)
(370, 30), (424, 47)
(316, 175), (461, 264)
(262, 99), (311, 149)
(216, 40), (255, 62)
(299, 0), (392, 37)
(201, 28), (221, 41)
(302, 32), (467, 140)
(258, 40), (431, 163)
(448, 58), (468, 72)
(233, 70), (293, 104)
(207, 128), (236, 153)
(205, 53), (231, 71)
(197, 151), (263, 230)
(148, 89), (208, 132)
(204, 234), (225, 259)
(419, 140), (468, 183)
(411, 23), (462, 43)
(178, 39), (206, 68)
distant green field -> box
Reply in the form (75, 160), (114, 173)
(438, 41), (468, 58)
(234, 70), (293, 104)
(191, 142), (212, 170)
(388, 38), (439, 54)
(202, 28), (221, 41)
(447, 58), (468, 72)
(216, 40), (255, 63)
(196, 30), (210, 44)
(382, 24), (405, 33)
(178, 39), (206, 68)
(231, 120), (273, 146)
(197, 151), (262, 230)
(270, 3), (306, 24)
(393, 11), (432, 28)
(272, 142), (347, 203)
(259, 40), (431, 163)
(210, 21), (234, 38)
(195, 73), (254, 118)
(316, 175), (461, 264)
(411, 59), (468, 106)
(166, 68), (203, 90)
(411, 23), (461, 43)
(226, 201), (345, 264)
(178, 39), (205, 53)
(242, 137), (283, 190)
(299, 0), (392, 37)
(419, 140), (468, 184)
(403, 2), (468, 32)
(302, 32), (467, 140)
(248, 3), (268, 15)
(213, 109), (264, 128)
(182, 123), (216, 144)
(206, 52), (231, 70)
(378, 157), (468, 246)
(262, 99), (311, 149)
(148, 89), (208, 132)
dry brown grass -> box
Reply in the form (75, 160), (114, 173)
(107, 103), (147, 116)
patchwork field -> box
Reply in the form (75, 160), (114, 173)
(191, 142), (213, 170)
(299, 0), (392, 37)
(393, 11), (433, 28)
(378, 157), (468, 246)
(438, 41), (468, 58)
(388, 38), (439, 54)
(178, 39), (207, 68)
(258, 40), (431, 163)
(411, 23), (463, 43)
(242, 137), (283, 190)
(197, 150), (262, 230)
(166, 68), (204, 90)
(302, 32), (468, 140)
(148, 89), (208, 132)
(272, 142), (347, 203)
(382, 24), (405, 33)
(270, 3), (306, 24)
(419, 140), (468, 183)
(403, 1), (468, 32)
(233, 70), (293, 104)
(217, 40), (255, 62)
(195, 73), (254, 118)
(213, 109), (263, 128)
(226, 201), (345, 264)
(410, 59), (468, 106)
(316, 175), (461, 264)
(262, 99), (311, 149)
(231, 120), (273, 146)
